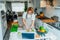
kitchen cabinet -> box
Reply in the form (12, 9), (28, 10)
(0, 3), (7, 40)
(0, 13), (7, 40)
(1, 14), (7, 37)
(54, 0), (60, 8)
(6, 0), (31, 2)
(40, 0), (46, 8)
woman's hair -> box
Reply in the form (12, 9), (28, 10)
(27, 7), (34, 13)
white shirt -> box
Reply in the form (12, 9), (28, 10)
(22, 12), (35, 21)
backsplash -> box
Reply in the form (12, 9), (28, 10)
(44, 7), (60, 21)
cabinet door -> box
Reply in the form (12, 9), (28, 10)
(40, 0), (46, 7)
(2, 15), (7, 37)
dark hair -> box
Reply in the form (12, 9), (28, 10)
(40, 12), (43, 14)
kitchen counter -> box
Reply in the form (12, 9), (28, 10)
(37, 16), (60, 30)
(36, 15), (60, 30)
(9, 28), (57, 40)
(36, 15), (56, 23)
(9, 18), (58, 40)
(9, 18), (60, 40)
(35, 18), (60, 40)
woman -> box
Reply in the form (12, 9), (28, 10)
(22, 7), (35, 30)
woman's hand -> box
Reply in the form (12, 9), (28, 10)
(26, 27), (31, 32)
(30, 26), (34, 29)
(26, 26), (28, 30)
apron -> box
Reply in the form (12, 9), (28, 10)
(23, 14), (33, 29)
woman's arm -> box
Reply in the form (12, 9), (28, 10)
(22, 18), (26, 26)
(22, 12), (28, 29)
(23, 18), (28, 29)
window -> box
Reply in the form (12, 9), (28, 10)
(12, 3), (25, 12)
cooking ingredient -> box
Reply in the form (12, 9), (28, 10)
(18, 32), (21, 35)
(40, 30), (46, 32)
(35, 34), (40, 38)
(26, 29), (30, 32)
(10, 23), (18, 32)
(32, 29), (34, 32)
(39, 26), (44, 30)
(38, 29), (46, 32)
(26, 28), (35, 32)
(38, 26), (46, 33)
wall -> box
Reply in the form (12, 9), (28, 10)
(36, 0), (40, 9)
(32, 0), (40, 14)
(43, 0), (60, 21)
(45, 6), (55, 18)
(32, 0), (60, 21)
(44, 6), (60, 21)
(31, 0), (36, 9)
(5, 2), (12, 11)
(53, 8), (60, 21)
(28, 3), (33, 7)
(0, 0), (5, 1)
(0, 3), (6, 11)
(32, 0), (40, 9)
(6, 0), (31, 2)
(0, 0), (31, 1)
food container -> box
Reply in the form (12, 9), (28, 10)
(22, 33), (34, 39)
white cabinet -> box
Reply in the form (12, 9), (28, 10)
(0, 20), (3, 40)
(0, 3), (7, 40)
(40, 0), (46, 8)
(6, 0), (31, 1)
(1, 14), (7, 37)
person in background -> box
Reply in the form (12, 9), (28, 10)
(22, 7), (35, 30)
(40, 12), (44, 18)
(34, 8), (38, 16)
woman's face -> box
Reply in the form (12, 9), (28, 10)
(28, 11), (32, 14)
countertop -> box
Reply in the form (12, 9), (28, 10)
(35, 18), (60, 40)
(36, 15), (56, 23)
(9, 18), (58, 40)
(9, 18), (60, 40)
(37, 17), (60, 30)
(9, 28), (57, 40)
